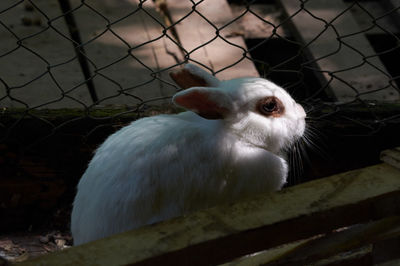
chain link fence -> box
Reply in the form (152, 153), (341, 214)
(1, 0), (399, 138)
(0, 0), (400, 230)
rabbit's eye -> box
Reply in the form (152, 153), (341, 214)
(257, 96), (285, 117)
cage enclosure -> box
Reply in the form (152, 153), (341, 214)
(0, 0), (400, 263)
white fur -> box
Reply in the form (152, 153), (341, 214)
(71, 65), (306, 245)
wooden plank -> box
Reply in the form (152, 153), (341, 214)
(166, 0), (259, 80)
(277, 0), (400, 102)
(259, 216), (400, 265)
(381, 147), (400, 170)
(299, 246), (372, 266)
(0, 0), (92, 109)
(220, 238), (316, 266)
(223, 217), (400, 266)
(376, 259), (400, 266)
(19, 163), (400, 266)
(373, 235), (400, 265)
(70, 0), (180, 107)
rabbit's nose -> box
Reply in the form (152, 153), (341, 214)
(296, 104), (306, 119)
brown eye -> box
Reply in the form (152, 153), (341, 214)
(257, 96), (285, 117)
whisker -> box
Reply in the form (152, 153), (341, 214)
(305, 134), (330, 161)
(302, 124), (331, 161)
(287, 138), (306, 186)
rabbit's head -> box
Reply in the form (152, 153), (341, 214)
(170, 64), (306, 155)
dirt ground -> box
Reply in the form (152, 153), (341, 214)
(0, 230), (72, 264)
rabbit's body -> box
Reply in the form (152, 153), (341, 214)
(71, 65), (306, 245)
(71, 111), (287, 245)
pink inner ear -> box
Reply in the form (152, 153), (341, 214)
(174, 91), (229, 120)
(169, 69), (209, 89)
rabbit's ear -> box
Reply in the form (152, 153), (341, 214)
(173, 87), (231, 119)
(169, 64), (220, 89)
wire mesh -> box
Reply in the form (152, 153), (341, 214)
(0, 0), (399, 160)
(1, 0), (400, 236)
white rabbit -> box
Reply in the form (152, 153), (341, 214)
(71, 64), (306, 245)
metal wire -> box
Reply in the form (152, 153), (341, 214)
(0, 0), (399, 147)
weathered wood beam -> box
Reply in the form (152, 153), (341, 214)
(261, 216), (400, 265)
(381, 147), (400, 170)
(224, 215), (400, 266)
(18, 163), (400, 266)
